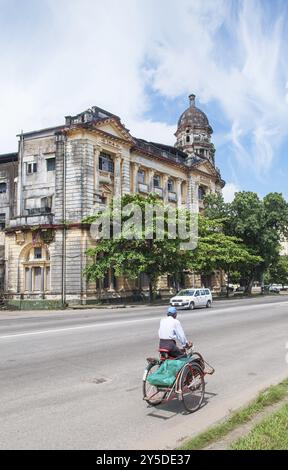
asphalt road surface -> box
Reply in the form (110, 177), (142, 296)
(0, 296), (288, 450)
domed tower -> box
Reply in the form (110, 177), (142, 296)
(175, 94), (215, 165)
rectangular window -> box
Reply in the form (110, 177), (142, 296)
(99, 153), (114, 173)
(34, 267), (42, 291)
(46, 158), (55, 172)
(46, 267), (50, 291)
(25, 268), (31, 291)
(0, 213), (5, 230)
(34, 247), (42, 259)
(41, 196), (52, 213)
(27, 162), (37, 175)
(168, 179), (174, 192)
(0, 182), (7, 193)
(153, 175), (160, 188)
(137, 170), (145, 184)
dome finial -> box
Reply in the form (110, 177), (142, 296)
(189, 94), (196, 107)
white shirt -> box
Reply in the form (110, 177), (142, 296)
(158, 316), (188, 347)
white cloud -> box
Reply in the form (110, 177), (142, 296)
(0, 0), (287, 183)
(222, 182), (240, 203)
(146, 0), (288, 175)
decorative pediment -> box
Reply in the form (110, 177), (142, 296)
(100, 183), (113, 195)
(193, 159), (219, 177)
(93, 118), (135, 144)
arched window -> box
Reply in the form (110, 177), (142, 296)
(22, 245), (51, 293)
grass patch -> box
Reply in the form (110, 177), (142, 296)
(179, 378), (288, 450)
(231, 404), (288, 450)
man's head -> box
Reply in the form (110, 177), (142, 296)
(167, 306), (177, 318)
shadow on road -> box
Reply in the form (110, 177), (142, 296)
(145, 390), (218, 419)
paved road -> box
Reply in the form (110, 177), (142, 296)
(0, 296), (288, 450)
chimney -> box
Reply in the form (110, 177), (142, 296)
(189, 94), (196, 107)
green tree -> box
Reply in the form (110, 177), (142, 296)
(264, 256), (288, 286)
(204, 191), (288, 292)
(84, 194), (192, 302)
(188, 217), (261, 297)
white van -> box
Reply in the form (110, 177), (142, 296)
(170, 288), (213, 310)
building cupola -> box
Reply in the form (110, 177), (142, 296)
(175, 94), (215, 165)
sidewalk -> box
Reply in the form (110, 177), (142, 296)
(69, 292), (288, 309)
(0, 292), (287, 315)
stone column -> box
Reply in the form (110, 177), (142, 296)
(122, 158), (130, 195)
(193, 179), (199, 213)
(148, 169), (154, 192)
(132, 163), (140, 193)
(114, 153), (122, 197)
(94, 145), (101, 194)
(162, 175), (169, 203)
(176, 178), (183, 208)
(187, 175), (193, 212)
(187, 175), (199, 213)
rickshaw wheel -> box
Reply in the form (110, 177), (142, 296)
(181, 363), (205, 413)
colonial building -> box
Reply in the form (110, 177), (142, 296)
(0, 95), (225, 308)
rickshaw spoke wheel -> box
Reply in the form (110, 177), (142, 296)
(181, 363), (205, 413)
(143, 362), (167, 406)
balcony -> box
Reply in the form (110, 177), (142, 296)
(9, 209), (54, 228)
(99, 170), (113, 184)
(168, 191), (177, 202)
(153, 187), (163, 198)
(138, 182), (149, 194)
(27, 207), (51, 216)
(9, 215), (54, 228)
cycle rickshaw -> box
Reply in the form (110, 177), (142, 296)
(143, 346), (214, 413)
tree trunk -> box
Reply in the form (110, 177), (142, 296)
(226, 267), (230, 299)
(245, 271), (254, 294)
(149, 280), (154, 303)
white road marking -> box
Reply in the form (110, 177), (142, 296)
(0, 300), (287, 341)
(0, 316), (156, 340)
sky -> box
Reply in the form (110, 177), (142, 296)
(0, 0), (288, 202)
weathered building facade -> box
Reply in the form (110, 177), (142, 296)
(0, 95), (225, 308)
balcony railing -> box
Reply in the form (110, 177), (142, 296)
(153, 187), (163, 198)
(168, 191), (177, 202)
(135, 140), (186, 165)
(138, 182), (149, 193)
(99, 170), (113, 184)
(27, 207), (52, 215)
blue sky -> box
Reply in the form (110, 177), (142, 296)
(0, 0), (288, 201)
